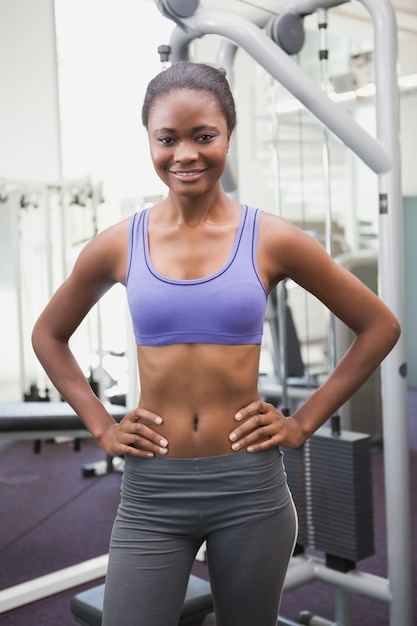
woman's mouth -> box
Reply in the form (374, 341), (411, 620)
(169, 169), (205, 181)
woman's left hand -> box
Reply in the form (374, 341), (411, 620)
(229, 400), (305, 452)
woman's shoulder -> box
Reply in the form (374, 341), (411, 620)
(89, 215), (132, 247)
(257, 209), (306, 243)
(72, 216), (132, 283)
(256, 209), (329, 276)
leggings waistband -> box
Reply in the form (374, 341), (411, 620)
(124, 446), (283, 475)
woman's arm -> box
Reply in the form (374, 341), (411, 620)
(32, 221), (168, 458)
(229, 213), (400, 452)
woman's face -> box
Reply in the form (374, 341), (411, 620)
(146, 89), (230, 198)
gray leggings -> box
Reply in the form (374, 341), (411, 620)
(102, 447), (297, 626)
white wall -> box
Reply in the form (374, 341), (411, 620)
(0, 0), (61, 181)
(55, 0), (173, 210)
(0, 0), (62, 400)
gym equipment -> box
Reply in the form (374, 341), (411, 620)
(285, 429), (374, 565)
(2, 177), (104, 402)
(69, 576), (317, 626)
(155, 1), (413, 625)
(71, 575), (213, 626)
(266, 11), (305, 56)
(0, 402), (127, 615)
(0, 401), (125, 445)
(0, 401), (126, 467)
(155, 0), (199, 27)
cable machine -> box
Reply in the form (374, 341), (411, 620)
(153, 1), (413, 625)
(0, 177), (106, 403)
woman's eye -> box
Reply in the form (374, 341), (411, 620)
(197, 134), (214, 142)
(159, 137), (175, 145)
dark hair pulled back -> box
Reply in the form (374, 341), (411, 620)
(142, 62), (236, 134)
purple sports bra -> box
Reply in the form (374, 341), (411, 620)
(125, 205), (268, 346)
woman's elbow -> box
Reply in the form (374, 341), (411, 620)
(31, 319), (44, 358)
(31, 317), (54, 360)
(389, 315), (401, 347)
(381, 312), (401, 354)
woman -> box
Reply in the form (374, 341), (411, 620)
(32, 62), (400, 626)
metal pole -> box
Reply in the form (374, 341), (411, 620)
(44, 187), (54, 300)
(216, 40), (239, 198)
(317, 9), (339, 426)
(10, 191), (27, 399)
(268, 81), (290, 415)
(284, 554), (392, 604)
(318, 10), (350, 624)
(357, 2), (413, 625)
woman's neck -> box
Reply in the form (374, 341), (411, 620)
(159, 187), (238, 227)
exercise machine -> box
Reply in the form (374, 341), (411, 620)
(148, 2), (412, 626)
(71, 575), (213, 626)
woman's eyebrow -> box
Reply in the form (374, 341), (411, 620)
(153, 125), (219, 134)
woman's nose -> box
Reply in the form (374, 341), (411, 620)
(173, 141), (198, 162)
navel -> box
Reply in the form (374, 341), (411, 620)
(193, 415), (199, 431)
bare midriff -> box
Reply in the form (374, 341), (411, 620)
(137, 343), (261, 458)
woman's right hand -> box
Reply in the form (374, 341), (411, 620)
(97, 408), (169, 458)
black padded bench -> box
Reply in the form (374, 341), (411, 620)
(0, 401), (126, 452)
(71, 575), (213, 626)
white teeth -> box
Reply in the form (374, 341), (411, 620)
(173, 171), (200, 176)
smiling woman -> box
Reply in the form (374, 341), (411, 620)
(31, 61), (400, 626)
(142, 63), (235, 200)
(147, 89), (230, 195)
